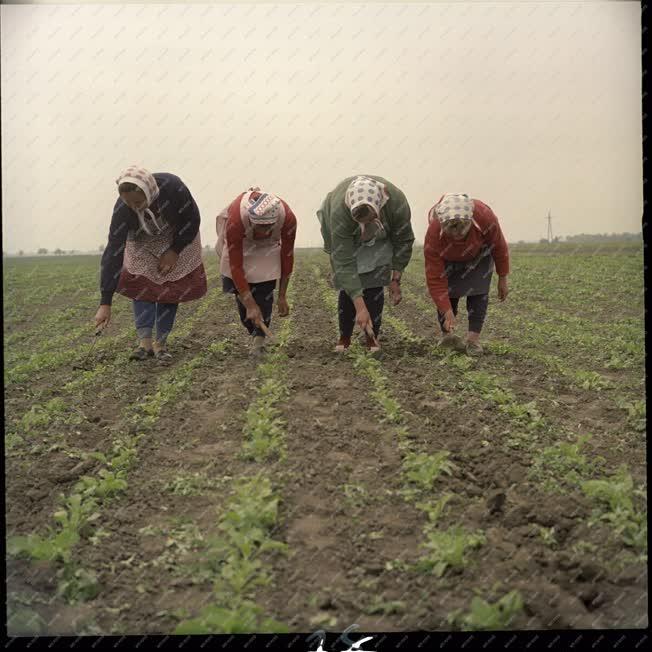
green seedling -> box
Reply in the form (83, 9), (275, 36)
(240, 337), (291, 461)
(175, 473), (288, 634)
(371, 389), (402, 423)
(573, 371), (612, 391)
(448, 590), (524, 630)
(8, 493), (95, 564)
(529, 434), (595, 492)
(57, 566), (100, 604)
(164, 472), (215, 496)
(533, 524), (558, 548)
(463, 370), (501, 396)
(342, 483), (369, 508)
(444, 354), (474, 371)
(73, 469), (128, 501)
(499, 400), (543, 429)
(241, 400), (287, 462)
(484, 341), (514, 356)
(615, 398), (646, 433)
(404, 451), (457, 491)
(416, 526), (485, 576)
(384, 558), (411, 572)
(174, 599), (288, 634)
(18, 398), (67, 432)
(571, 540), (598, 556)
(416, 494), (455, 526)
(582, 465), (647, 556)
(150, 522), (205, 572)
(384, 315), (423, 344)
(6, 432), (25, 452)
(604, 353), (634, 369)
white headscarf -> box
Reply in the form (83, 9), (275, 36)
(116, 166), (164, 236)
(344, 176), (389, 240)
(433, 193), (474, 225)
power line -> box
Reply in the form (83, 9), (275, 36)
(545, 210), (553, 242)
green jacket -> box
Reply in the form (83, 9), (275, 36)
(317, 175), (415, 299)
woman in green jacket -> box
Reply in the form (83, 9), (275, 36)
(317, 175), (415, 353)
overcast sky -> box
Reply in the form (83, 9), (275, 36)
(1, 1), (643, 252)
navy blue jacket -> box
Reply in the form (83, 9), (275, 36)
(100, 173), (200, 305)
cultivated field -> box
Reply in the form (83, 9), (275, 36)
(4, 244), (647, 635)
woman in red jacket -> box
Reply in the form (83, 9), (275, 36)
(216, 188), (297, 356)
(424, 193), (509, 355)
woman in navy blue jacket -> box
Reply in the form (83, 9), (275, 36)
(94, 166), (207, 362)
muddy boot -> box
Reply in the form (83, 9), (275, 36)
(250, 335), (266, 356)
(129, 346), (154, 361)
(466, 340), (484, 356)
(334, 335), (351, 353)
(154, 350), (173, 364)
(439, 333), (466, 352)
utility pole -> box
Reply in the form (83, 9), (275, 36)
(545, 210), (553, 243)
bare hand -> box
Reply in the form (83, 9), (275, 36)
(94, 305), (111, 331)
(277, 295), (290, 317)
(246, 303), (264, 328)
(443, 308), (456, 332)
(158, 249), (179, 275)
(355, 305), (374, 336)
(389, 280), (402, 306)
(498, 276), (509, 302)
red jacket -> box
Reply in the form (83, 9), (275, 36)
(424, 199), (509, 313)
(226, 193), (297, 295)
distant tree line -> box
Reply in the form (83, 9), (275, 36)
(563, 232), (641, 242)
(36, 248), (78, 255)
(534, 232), (641, 244)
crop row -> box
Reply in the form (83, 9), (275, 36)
(7, 337), (231, 610)
(174, 285), (296, 633)
(5, 270), (223, 387)
(437, 348), (647, 565)
(406, 249), (643, 332)
(5, 281), (227, 461)
(388, 290), (646, 621)
(371, 271), (646, 596)
(398, 280), (644, 431)
(313, 266), (525, 630)
(399, 260), (643, 374)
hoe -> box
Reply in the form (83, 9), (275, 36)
(72, 324), (106, 371)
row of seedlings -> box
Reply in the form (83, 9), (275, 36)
(398, 273), (640, 422)
(173, 286), (296, 633)
(6, 276), (224, 458)
(312, 265), (524, 630)
(396, 272), (647, 574)
(7, 334), (232, 619)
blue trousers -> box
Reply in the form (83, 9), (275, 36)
(132, 300), (179, 343)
